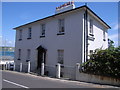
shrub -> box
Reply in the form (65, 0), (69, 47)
(82, 46), (120, 78)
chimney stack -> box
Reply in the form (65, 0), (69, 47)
(55, 1), (75, 14)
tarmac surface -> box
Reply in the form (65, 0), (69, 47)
(2, 70), (119, 88)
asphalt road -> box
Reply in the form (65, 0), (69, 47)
(2, 70), (118, 88)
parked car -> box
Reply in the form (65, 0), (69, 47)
(9, 63), (14, 70)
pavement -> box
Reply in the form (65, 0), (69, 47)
(1, 70), (120, 88)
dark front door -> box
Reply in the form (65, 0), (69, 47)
(37, 46), (46, 69)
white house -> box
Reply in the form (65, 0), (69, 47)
(13, 2), (110, 79)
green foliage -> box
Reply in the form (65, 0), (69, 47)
(82, 46), (120, 78)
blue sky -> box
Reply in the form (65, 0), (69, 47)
(2, 2), (118, 47)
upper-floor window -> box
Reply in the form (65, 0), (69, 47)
(40, 24), (45, 37)
(19, 29), (22, 41)
(103, 30), (106, 41)
(58, 19), (65, 35)
(89, 19), (93, 35)
(58, 50), (64, 64)
(27, 27), (32, 39)
(18, 49), (21, 60)
(27, 49), (31, 60)
(89, 50), (93, 55)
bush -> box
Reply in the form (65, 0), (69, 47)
(82, 46), (120, 78)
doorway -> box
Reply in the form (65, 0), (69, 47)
(37, 46), (46, 69)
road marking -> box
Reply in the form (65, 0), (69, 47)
(3, 79), (29, 88)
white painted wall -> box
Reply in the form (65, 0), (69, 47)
(87, 14), (108, 56)
(14, 7), (109, 77)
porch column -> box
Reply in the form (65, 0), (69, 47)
(20, 63), (22, 72)
(41, 63), (44, 76)
(28, 61), (30, 73)
(56, 63), (61, 78)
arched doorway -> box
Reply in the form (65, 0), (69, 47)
(37, 46), (46, 69)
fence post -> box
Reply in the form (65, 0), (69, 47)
(76, 63), (80, 80)
(56, 63), (61, 78)
(4, 64), (6, 70)
(13, 62), (15, 71)
(28, 61), (30, 73)
(6, 63), (8, 70)
(41, 63), (44, 76)
(8, 63), (10, 70)
(20, 63), (22, 72)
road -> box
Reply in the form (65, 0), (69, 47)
(2, 70), (118, 88)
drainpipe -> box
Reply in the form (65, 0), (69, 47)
(82, 6), (88, 65)
(85, 6), (88, 62)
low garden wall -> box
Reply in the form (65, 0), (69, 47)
(75, 64), (120, 86)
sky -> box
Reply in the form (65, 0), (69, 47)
(2, 2), (119, 47)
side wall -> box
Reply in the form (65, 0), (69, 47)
(87, 14), (108, 54)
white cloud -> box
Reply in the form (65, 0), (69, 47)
(108, 34), (118, 47)
(108, 34), (118, 40)
(113, 23), (120, 30)
(0, 39), (15, 47)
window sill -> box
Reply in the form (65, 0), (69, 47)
(55, 64), (64, 68)
(40, 36), (45, 38)
(26, 60), (30, 62)
(27, 38), (31, 40)
(88, 36), (95, 41)
(19, 39), (22, 41)
(103, 39), (106, 41)
(57, 33), (65, 35)
(17, 58), (21, 60)
(89, 33), (94, 36)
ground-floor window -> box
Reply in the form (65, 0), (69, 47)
(58, 50), (64, 64)
(27, 49), (31, 60)
(18, 49), (21, 60)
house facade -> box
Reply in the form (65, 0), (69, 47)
(14, 3), (110, 79)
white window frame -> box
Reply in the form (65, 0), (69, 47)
(89, 19), (93, 35)
(89, 50), (93, 55)
(58, 50), (64, 64)
(41, 24), (45, 36)
(19, 29), (22, 40)
(27, 49), (31, 60)
(58, 19), (65, 33)
(28, 27), (32, 39)
(103, 30), (106, 41)
(18, 49), (21, 59)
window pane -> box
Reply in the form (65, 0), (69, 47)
(59, 19), (64, 33)
(18, 49), (21, 59)
(103, 30), (105, 40)
(90, 19), (93, 34)
(28, 27), (32, 38)
(58, 50), (64, 64)
(41, 24), (45, 36)
(19, 30), (22, 40)
(27, 49), (31, 60)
